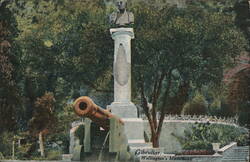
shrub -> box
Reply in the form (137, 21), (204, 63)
(218, 100), (235, 117)
(46, 132), (69, 154)
(0, 152), (4, 159)
(174, 122), (249, 150)
(0, 132), (14, 157)
(236, 134), (249, 146)
(208, 98), (236, 117)
(31, 156), (46, 160)
(16, 142), (38, 160)
(182, 92), (208, 115)
(183, 140), (212, 150)
(238, 102), (250, 128)
(46, 150), (62, 160)
(209, 98), (221, 116)
(16, 144), (30, 160)
(238, 111), (250, 127)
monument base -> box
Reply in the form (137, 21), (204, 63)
(107, 102), (138, 118)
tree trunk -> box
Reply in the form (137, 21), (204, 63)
(12, 141), (15, 159)
(152, 70), (173, 148)
(39, 132), (45, 157)
(139, 72), (167, 148)
(151, 133), (159, 148)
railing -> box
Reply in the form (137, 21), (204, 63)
(71, 119), (84, 128)
(72, 114), (241, 128)
(139, 113), (239, 125)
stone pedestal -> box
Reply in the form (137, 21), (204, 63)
(108, 28), (137, 118)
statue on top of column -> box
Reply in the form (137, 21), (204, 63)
(109, 0), (134, 27)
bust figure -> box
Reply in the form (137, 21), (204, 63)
(109, 0), (134, 27)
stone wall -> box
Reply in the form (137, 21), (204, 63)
(70, 118), (246, 153)
(143, 120), (247, 153)
(105, 0), (187, 8)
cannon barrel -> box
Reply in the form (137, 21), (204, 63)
(73, 96), (122, 130)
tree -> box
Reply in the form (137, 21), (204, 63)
(28, 92), (56, 157)
(131, 1), (247, 147)
(0, 0), (22, 134)
(3, 0), (248, 151)
(226, 0), (250, 127)
(234, 0), (250, 51)
(7, 0), (113, 130)
(182, 92), (208, 115)
(227, 67), (250, 126)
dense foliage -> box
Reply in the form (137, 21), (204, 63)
(0, 0), (22, 134)
(182, 92), (208, 115)
(174, 122), (249, 151)
(227, 68), (250, 127)
(132, 0), (248, 147)
(0, 0), (249, 158)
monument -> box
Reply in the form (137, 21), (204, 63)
(107, 1), (150, 157)
(69, 1), (151, 161)
(109, 0), (134, 26)
(107, 0), (138, 118)
(69, 2), (250, 161)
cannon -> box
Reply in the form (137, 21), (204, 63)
(71, 96), (149, 161)
(73, 96), (123, 130)
(71, 96), (130, 161)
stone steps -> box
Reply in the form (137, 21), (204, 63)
(224, 153), (249, 157)
(223, 157), (249, 160)
(222, 146), (249, 162)
(222, 159), (248, 162)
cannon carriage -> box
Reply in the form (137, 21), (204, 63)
(71, 96), (132, 161)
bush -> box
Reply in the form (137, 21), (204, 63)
(238, 111), (250, 127)
(208, 98), (236, 117)
(46, 133), (69, 154)
(209, 98), (221, 116)
(0, 152), (4, 159)
(238, 102), (250, 128)
(16, 142), (36, 160)
(183, 140), (212, 150)
(236, 134), (249, 146)
(46, 150), (62, 160)
(218, 100), (235, 117)
(182, 92), (208, 115)
(0, 132), (14, 157)
(174, 122), (249, 150)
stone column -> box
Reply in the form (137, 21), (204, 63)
(107, 28), (137, 118)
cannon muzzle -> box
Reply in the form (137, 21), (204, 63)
(73, 96), (122, 130)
